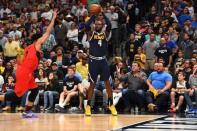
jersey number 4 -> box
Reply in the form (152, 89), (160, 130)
(98, 40), (102, 47)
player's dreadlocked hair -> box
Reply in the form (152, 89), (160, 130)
(31, 33), (43, 42)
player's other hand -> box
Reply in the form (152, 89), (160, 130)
(53, 9), (58, 19)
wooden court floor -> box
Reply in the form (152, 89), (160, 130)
(0, 113), (165, 131)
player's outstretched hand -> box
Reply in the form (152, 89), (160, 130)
(53, 9), (58, 19)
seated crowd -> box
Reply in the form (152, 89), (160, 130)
(0, 0), (196, 114)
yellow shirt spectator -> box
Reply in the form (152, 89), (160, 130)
(4, 40), (20, 57)
(0, 66), (5, 74)
(76, 61), (88, 80)
(134, 53), (146, 70)
(135, 47), (146, 70)
(0, 59), (4, 74)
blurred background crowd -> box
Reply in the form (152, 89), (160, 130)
(0, 0), (196, 114)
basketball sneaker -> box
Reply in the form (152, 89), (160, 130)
(109, 105), (117, 116)
(22, 111), (38, 118)
(85, 105), (91, 116)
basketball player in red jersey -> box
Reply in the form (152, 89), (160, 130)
(0, 10), (58, 118)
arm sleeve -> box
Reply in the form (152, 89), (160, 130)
(148, 73), (152, 81)
(165, 73), (173, 82)
(85, 15), (96, 29)
(102, 12), (112, 31)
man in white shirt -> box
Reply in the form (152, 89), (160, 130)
(106, 6), (119, 55)
(41, 6), (53, 20)
(9, 25), (22, 39)
(0, 6), (11, 18)
(30, 6), (38, 20)
(76, 3), (88, 18)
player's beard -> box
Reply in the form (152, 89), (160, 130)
(95, 28), (102, 33)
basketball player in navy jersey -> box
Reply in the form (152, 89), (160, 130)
(84, 12), (117, 116)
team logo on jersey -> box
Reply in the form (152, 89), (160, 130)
(93, 34), (105, 40)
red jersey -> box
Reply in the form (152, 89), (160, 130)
(15, 44), (39, 97)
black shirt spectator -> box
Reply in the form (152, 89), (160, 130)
(63, 75), (81, 91)
(125, 33), (141, 62)
(155, 38), (172, 66)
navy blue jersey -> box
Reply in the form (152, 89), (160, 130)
(89, 31), (108, 57)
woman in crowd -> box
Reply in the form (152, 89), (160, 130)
(34, 68), (48, 110)
(43, 72), (60, 112)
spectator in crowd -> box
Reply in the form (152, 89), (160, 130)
(107, 6), (119, 55)
(3, 34), (20, 63)
(14, 34), (22, 47)
(67, 22), (78, 43)
(76, 53), (89, 90)
(146, 62), (172, 112)
(41, 5), (53, 21)
(34, 68), (48, 110)
(153, 62), (159, 71)
(0, 58), (5, 75)
(0, 0), (196, 115)
(183, 60), (193, 81)
(2, 75), (14, 112)
(134, 47), (146, 70)
(179, 32), (196, 59)
(54, 18), (67, 47)
(9, 24), (22, 39)
(125, 33), (141, 63)
(76, 3), (88, 18)
(50, 62), (64, 80)
(167, 26), (179, 42)
(145, 6), (158, 23)
(30, 6), (38, 20)
(117, 62), (147, 113)
(178, 7), (192, 27)
(55, 66), (83, 111)
(174, 50), (185, 74)
(0, 73), (4, 89)
(2, 62), (14, 82)
(42, 31), (57, 59)
(143, 33), (159, 71)
(0, 30), (7, 52)
(170, 71), (189, 113)
(126, 1), (140, 31)
(52, 47), (68, 74)
(0, 5), (11, 19)
(43, 72), (60, 112)
(184, 64), (197, 113)
(163, 33), (178, 55)
(154, 38), (173, 67)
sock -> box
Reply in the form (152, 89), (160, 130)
(108, 98), (113, 106)
(59, 104), (64, 108)
(25, 105), (32, 112)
